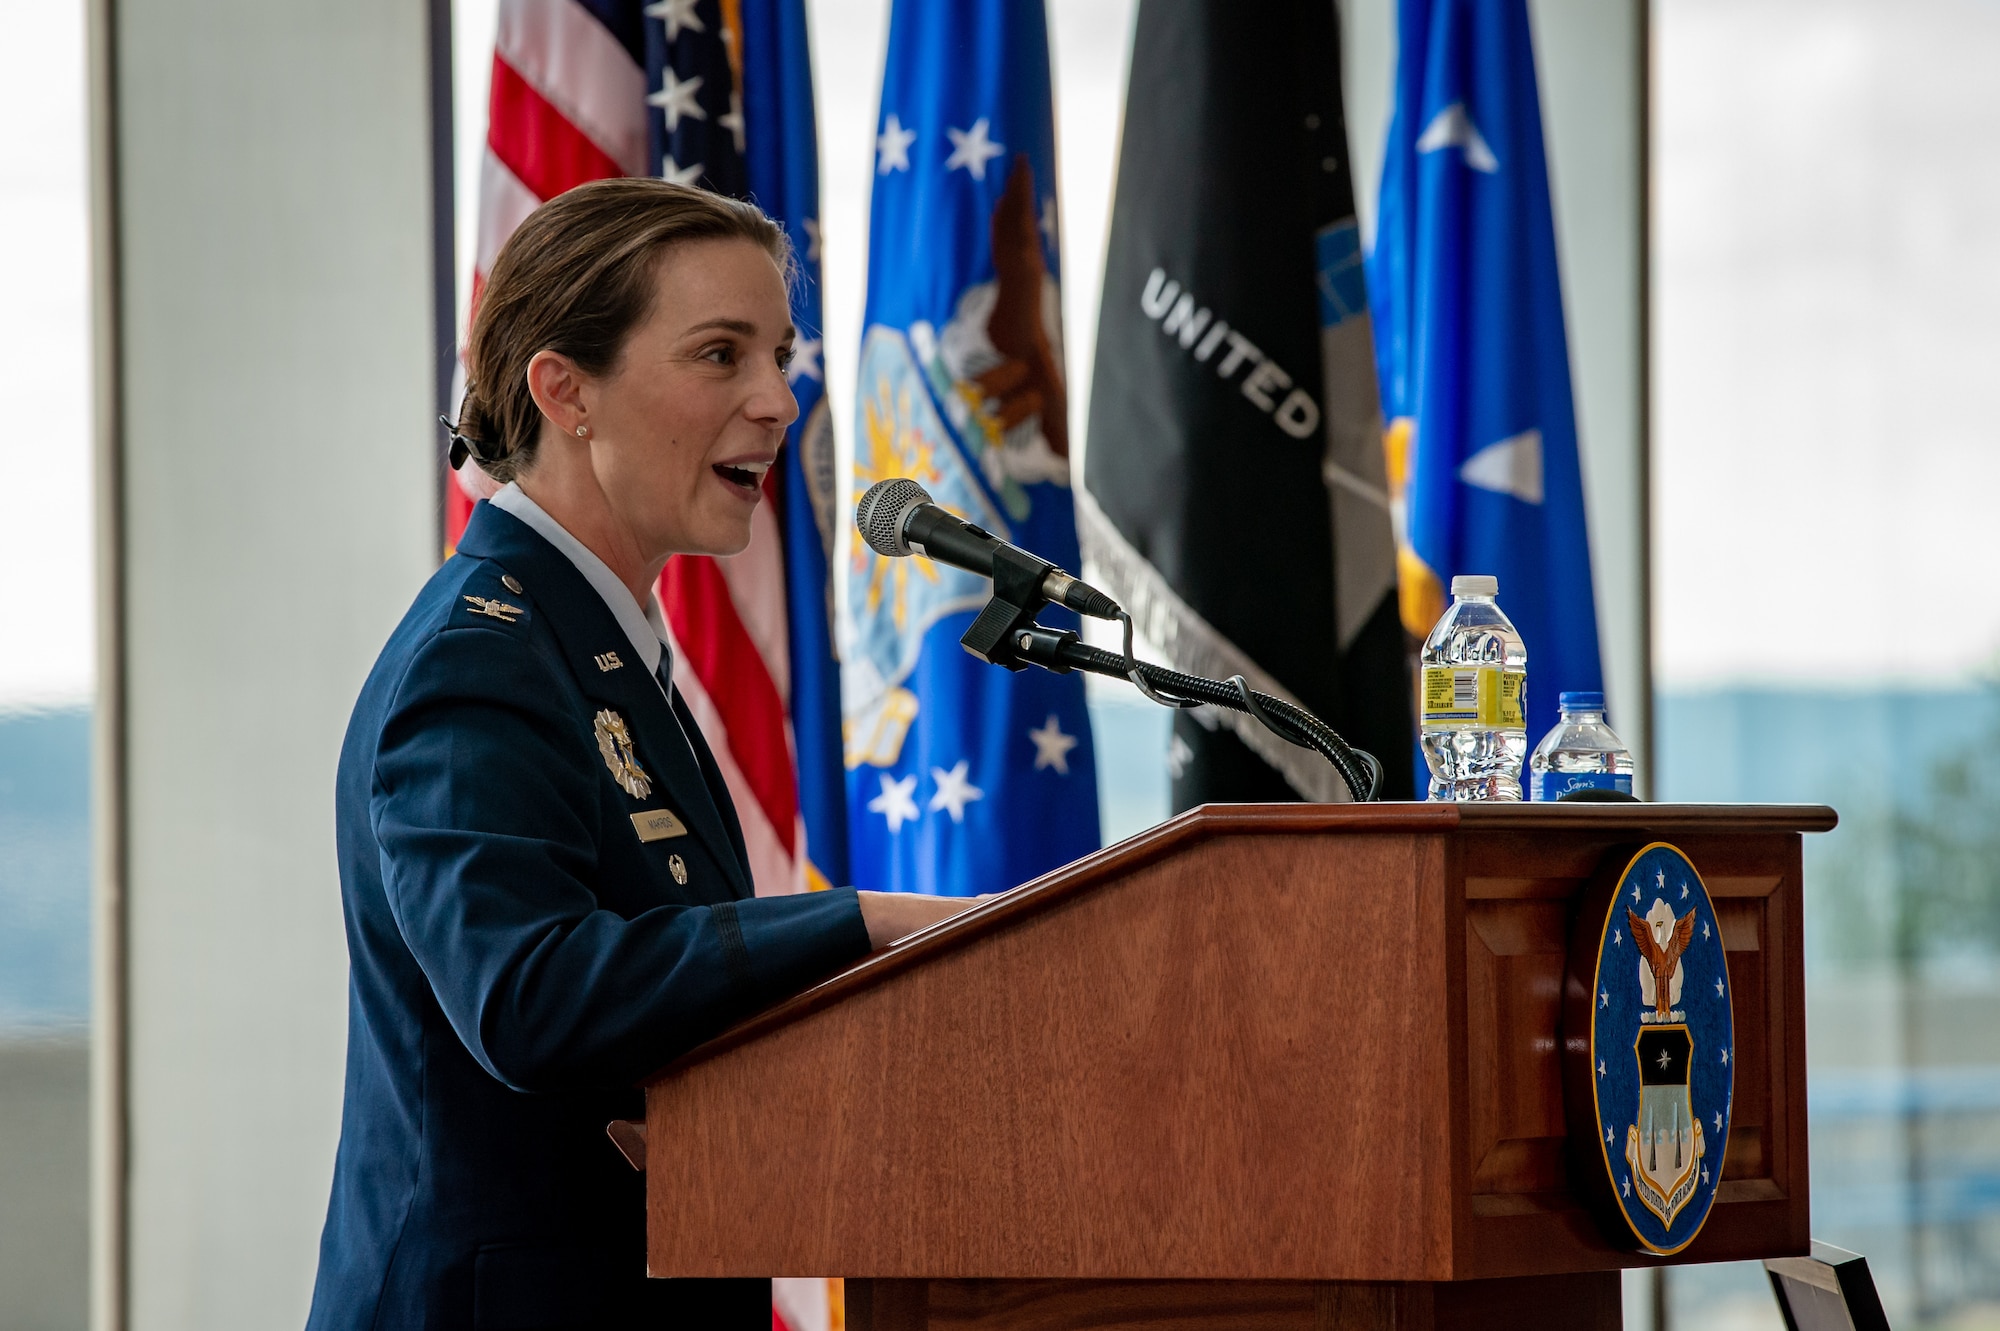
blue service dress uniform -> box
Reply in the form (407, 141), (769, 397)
(305, 500), (871, 1330)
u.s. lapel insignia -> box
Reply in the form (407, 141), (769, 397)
(667, 854), (688, 886)
(593, 709), (652, 800)
(463, 595), (524, 624)
(594, 651), (625, 672)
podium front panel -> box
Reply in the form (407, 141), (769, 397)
(640, 804), (1827, 1282)
(1450, 817), (1812, 1277)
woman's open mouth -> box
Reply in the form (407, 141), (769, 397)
(712, 460), (773, 495)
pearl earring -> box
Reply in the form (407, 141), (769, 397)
(576, 426), (589, 438)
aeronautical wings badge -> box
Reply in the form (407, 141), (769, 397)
(593, 709), (652, 800)
(1563, 842), (1734, 1255)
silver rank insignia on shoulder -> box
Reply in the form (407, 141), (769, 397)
(593, 709), (652, 799)
(667, 854), (688, 886)
(463, 595), (524, 624)
(594, 651), (624, 672)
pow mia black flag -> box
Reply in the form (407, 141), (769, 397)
(1080, 0), (1413, 806)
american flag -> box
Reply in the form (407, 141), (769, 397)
(458, 3), (847, 1319)
(458, 0), (847, 894)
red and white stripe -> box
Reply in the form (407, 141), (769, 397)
(773, 1278), (841, 1331)
(462, 0), (808, 905)
(663, 477), (807, 895)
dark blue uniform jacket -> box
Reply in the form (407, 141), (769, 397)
(306, 501), (871, 1330)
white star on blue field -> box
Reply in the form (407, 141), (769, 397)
(927, 761), (984, 823)
(867, 772), (919, 833)
(944, 117), (1005, 179)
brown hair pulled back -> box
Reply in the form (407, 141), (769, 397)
(457, 178), (791, 483)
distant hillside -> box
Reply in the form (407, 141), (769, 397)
(1657, 686), (2000, 807)
(1660, 686), (2000, 969)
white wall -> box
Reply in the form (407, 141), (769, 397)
(1343, 0), (1653, 785)
(103, 0), (440, 1324)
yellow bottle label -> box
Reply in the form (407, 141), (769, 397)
(1494, 668), (1525, 728)
(1421, 665), (1526, 730)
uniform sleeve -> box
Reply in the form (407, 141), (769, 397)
(370, 622), (872, 1093)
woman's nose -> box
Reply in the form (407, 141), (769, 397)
(750, 358), (802, 429)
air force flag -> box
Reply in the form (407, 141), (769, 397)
(1368, 0), (1604, 750)
(843, 0), (1100, 895)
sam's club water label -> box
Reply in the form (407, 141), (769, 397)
(1531, 770), (1633, 802)
(1527, 689), (1633, 801)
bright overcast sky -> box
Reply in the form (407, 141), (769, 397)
(0, 1), (93, 709)
(8, 0), (2000, 711)
(1652, 0), (2000, 687)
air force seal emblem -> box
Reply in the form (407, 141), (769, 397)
(1565, 842), (1733, 1254)
(593, 709), (651, 800)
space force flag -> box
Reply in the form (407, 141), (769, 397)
(1081, 0), (1413, 805)
(844, 0), (1100, 895)
(1368, 0), (1604, 748)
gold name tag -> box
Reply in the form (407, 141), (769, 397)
(630, 809), (690, 843)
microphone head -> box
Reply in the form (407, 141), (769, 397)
(856, 477), (933, 557)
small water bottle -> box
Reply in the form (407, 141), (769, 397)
(1419, 575), (1527, 802)
(1529, 692), (1635, 801)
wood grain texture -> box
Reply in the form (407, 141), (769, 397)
(1428, 1273), (1622, 1329)
(664, 804), (1832, 1074)
(849, 1279), (930, 1331)
(843, 1277), (1620, 1331)
(642, 804), (1828, 1286)
(921, 1279), (1325, 1330)
(1457, 830), (1813, 1276)
(650, 828), (1457, 1280)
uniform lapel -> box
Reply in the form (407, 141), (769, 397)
(457, 503), (754, 902)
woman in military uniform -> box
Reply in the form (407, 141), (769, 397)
(306, 179), (973, 1330)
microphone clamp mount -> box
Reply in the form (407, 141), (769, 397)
(960, 542), (1068, 669)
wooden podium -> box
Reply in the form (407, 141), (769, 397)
(632, 802), (1832, 1329)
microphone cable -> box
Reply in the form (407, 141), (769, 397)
(856, 477), (1384, 801)
(1087, 611), (1381, 802)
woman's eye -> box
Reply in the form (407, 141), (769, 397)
(703, 345), (735, 365)
(777, 348), (796, 371)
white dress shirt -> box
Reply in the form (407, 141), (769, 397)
(489, 483), (672, 698)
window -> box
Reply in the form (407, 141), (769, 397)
(0, 0), (95, 1325)
(1655, 1), (2000, 1323)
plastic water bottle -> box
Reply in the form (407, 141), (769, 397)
(1529, 692), (1635, 801)
(1419, 575), (1527, 802)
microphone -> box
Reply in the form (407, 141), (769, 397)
(856, 478), (1122, 621)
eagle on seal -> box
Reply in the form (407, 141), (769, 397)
(1629, 906), (1696, 1020)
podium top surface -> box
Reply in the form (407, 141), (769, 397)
(651, 801), (1834, 1083)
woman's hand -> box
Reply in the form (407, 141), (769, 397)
(856, 890), (990, 950)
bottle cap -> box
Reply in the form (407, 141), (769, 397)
(1450, 575), (1498, 597)
(1559, 691), (1605, 711)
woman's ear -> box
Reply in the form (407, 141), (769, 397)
(525, 350), (590, 439)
